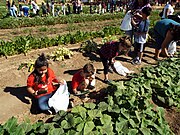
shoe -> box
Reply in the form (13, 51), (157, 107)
(153, 56), (160, 61)
(47, 107), (56, 115)
(87, 85), (95, 90)
(132, 59), (141, 65)
(47, 109), (53, 115)
(103, 79), (112, 84)
(69, 101), (74, 108)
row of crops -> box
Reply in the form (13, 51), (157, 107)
(0, 12), (124, 29)
(0, 57), (179, 134)
(0, 10), (160, 29)
(0, 26), (123, 57)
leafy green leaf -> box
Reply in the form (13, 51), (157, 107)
(79, 111), (87, 120)
(53, 110), (67, 122)
(61, 120), (71, 129)
(135, 111), (141, 122)
(127, 129), (138, 135)
(97, 124), (114, 134)
(111, 104), (121, 113)
(140, 118), (152, 128)
(18, 122), (32, 133)
(128, 95), (136, 106)
(115, 119), (128, 133)
(98, 102), (109, 112)
(48, 128), (64, 135)
(11, 127), (24, 135)
(100, 114), (112, 125)
(3, 117), (18, 133)
(71, 106), (87, 113)
(74, 117), (83, 126)
(84, 103), (96, 109)
(65, 113), (74, 127)
(129, 119), (137, 128)
(107, 96), (114, 106)
(140, 127), (151, 135)
(87, 109), (102, 119)
(121, 108), (130, 119)
(76, 122), (85, 132)
(66, 129), (76, 135)
(83, 121), (95, 135)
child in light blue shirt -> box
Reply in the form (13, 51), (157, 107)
(131, 7), (152, 65)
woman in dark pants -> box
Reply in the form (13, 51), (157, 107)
(154, 19), (180, 60)
(99, 36), (132, 83)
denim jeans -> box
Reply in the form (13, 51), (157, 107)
(10, 9), (17, 17)
(37, 93), (53, 111)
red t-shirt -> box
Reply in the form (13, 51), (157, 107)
(71, 70), (84, 90)
(27, 68), (58, 98)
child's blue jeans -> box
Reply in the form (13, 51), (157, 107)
(37, 93), (53, 111)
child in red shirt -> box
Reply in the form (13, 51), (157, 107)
(27, 53), (62, 114)
(72, 63), (96, 94)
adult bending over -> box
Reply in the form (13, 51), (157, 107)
(154, 19), (180, 60)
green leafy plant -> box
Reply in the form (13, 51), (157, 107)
(79, 39), (98, 53)
(18, 60), (35, 72)
(48, 47), (73, 61)
(102, 35), (119, 43)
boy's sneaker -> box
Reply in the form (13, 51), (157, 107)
(153, 56), (160, 61)
(47, 109), (53, 115)
(103, 79), (112, 84)
(47, 107), (56, 115)
(87, 85), (95, 90)
(132, 59), (141, 65)
(69, 101), (74, 108)
(87, 85), (96, 92)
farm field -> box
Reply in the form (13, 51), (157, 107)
(0, 3), (180, 134)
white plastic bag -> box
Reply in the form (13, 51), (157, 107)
(120, 10), (132, 31)
(113, 61), (134, 76)
(167, 41), (176, 55)
(48, 80), (69, 113)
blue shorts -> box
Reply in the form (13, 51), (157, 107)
(154, 29), (164, 50)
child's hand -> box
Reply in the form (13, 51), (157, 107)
(73, 90), (80, 95)
(111, 58), (116, 63)
(59, 79), (65, 85)
(32, 91), (38, 96)
(76, 91), (81, 95)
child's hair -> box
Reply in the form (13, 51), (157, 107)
(83, 63), (95, 75)
(34, 53), (49, 69)
(141, 7), (152, 16)
(33, 53), (49, 84)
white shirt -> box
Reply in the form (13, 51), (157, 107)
(162, 4), (174, 19)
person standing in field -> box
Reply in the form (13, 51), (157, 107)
(161, 1), (175, 19)
(131, 6), (152, 65)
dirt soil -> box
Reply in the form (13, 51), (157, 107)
(0, 38), (180, 134)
